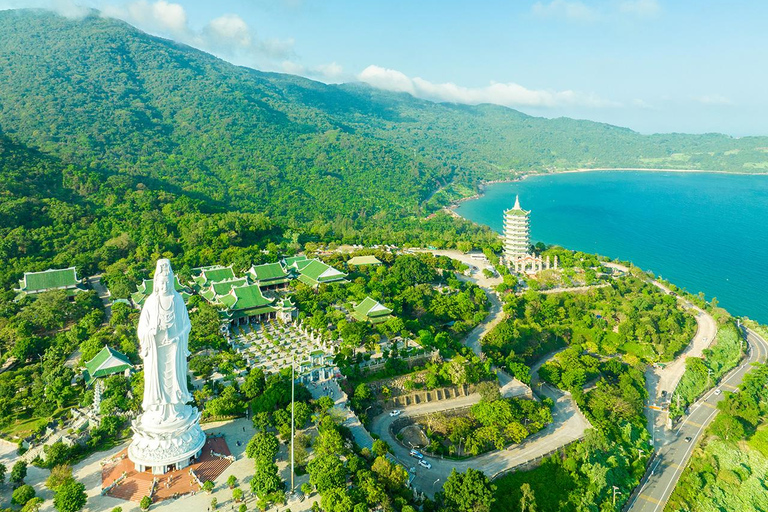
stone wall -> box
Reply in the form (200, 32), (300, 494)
(385, 383), (475, 408)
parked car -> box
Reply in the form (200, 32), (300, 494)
(389, 410), (402, 417)
(684, 436), (692, 443)
(418, 459), (432, 469)
(714, 389), (721, 395)
(409, 449), (424, 459)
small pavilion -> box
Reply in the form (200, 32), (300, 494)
(351, 297), (393, 324)
(82, 345), (133, 386)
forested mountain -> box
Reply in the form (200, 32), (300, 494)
(1, 9), (768, 289)
(1, 9), (767, 222)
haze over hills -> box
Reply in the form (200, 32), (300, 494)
(1, 9), (767, 223)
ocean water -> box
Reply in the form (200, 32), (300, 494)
(455, 171), (768, 324)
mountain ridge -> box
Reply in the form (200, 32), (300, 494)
(0, 8), (767, 223)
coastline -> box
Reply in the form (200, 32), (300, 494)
(446, 167), (768, 214)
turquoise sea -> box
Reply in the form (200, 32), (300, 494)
(455, 171), (768, 324)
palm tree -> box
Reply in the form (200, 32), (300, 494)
(520, 483), (537, 512)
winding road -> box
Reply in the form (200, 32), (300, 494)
(627, 327), (768, 512)
(373, 250), (590, 496)
(385, 251), (732, 502)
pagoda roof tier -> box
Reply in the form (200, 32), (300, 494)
(294, 259), (347, 287)
(191, 266), (236, 288)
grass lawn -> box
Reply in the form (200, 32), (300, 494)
(619, 340), (656, 361)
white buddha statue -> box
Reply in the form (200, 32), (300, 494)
(137, 259), (192, 426)
(129, 259), (205, 474)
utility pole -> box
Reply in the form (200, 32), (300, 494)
(612, 485), (621, 507)
(707, 368), (713, 388)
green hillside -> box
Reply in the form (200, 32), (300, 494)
(0, 9), (767, 222)
(1, 9), (768, 289)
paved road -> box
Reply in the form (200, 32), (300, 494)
(369, 347), (591, 498)
(627, 327), (768, 512)
(89, 274), (113, 322)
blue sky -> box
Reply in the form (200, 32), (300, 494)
(2, 0), (766, 135)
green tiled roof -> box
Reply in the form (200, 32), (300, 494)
(201, 266), (236, 284)
(352, 296), (392, 323)
(283, 255), (309, 267)
(221, 284), (274, 311)
(17, 267), (81, 293)
(211, 278), (249, 296)
(347, 255), (382, 266)
(192, 266), (236, 288)
(249, 263), (288, 284)
(83, 346), (133, 385)
(296, 259), (347, 286)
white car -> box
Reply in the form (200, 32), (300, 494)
(409, 449), (424, 459)
(714, 389), (721, 395)
(418, 459), (432, 469)
(389, 410), (402, 417)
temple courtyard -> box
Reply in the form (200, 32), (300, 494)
(0, 418), (321, 512)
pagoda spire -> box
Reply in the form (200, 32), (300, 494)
(513, 194), (521, 210)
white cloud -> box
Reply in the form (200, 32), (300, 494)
(102, 1), (293, 63)
(693, 94), (734, 106)
(204, 14), (251, 48)
(314, 61), (344, 80)
(359, 66), (416, 95)
(531, 0), (599, 21)
(619, 0), (661, 17)
(281, 60), (346, 82)
(107, 0), (188, 35)
(358, 65), (619, 109)
(52, 0), (90, 19)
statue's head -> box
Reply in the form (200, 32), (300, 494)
(153, 259), (174, 297)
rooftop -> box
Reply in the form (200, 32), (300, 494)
(17, 267), (81, 293)
(347, 255), (383, 266)
(83, 345), (133, 385)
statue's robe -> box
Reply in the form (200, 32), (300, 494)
(138, 290), (192, 419)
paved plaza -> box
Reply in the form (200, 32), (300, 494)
(230, 321), (335, 379)
(0, 418), (322, 512)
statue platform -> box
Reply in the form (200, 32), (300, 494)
(102, 436), (232, 503)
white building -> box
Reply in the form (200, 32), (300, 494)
(503, 195), (530, 261)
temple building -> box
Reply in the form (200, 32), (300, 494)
(190, 265), (236, 291)
(347, 255), (382, 267)
(82, 345), (133, 386)
(286, 258), (347, 288)
(199, 277), (249, 303)
(15, 267), (86, 300)
(503, 195), (531, 261)
(247, 262), (290, 289)
(351, 296), (393, 324)
(218, 284), (278, 325)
